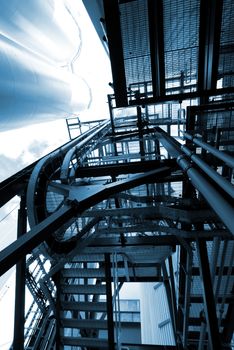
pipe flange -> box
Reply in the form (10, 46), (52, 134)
(177, 154), (193, 173)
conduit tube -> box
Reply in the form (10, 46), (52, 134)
(155, 128), (234, 235)
(27, 120), (110, 228)
(177, 154), (234, 235)
(60, 120), (110, 181)
(183, 132), (234, 169)
(181, 145), (234, 199)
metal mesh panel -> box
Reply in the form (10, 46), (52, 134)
(119, 0), (152, 87)
(194, 107), (234, 153)
(163, 0), (200, 93)
(218, 0), (234, 88)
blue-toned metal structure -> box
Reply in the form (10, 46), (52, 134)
(0, 0), (234, 349)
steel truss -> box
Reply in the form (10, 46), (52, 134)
(0, 97), (233, 349)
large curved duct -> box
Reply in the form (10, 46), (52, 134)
(0, 0), (80, 65)
(0, 0), (91, 131)
(0, 36), (90, 130)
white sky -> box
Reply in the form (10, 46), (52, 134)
(0, 1), (113, 348)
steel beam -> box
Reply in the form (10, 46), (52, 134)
(0, 204), (76, 276)
(0, 166), (171, 275)
(196, 239), (221, 349)
(13, 195), (27, 350)
(148, 0), (165, 97)
(104, 253), (115, 350)
(137, 106), (145, 160)
(108, 94), (116, 135)
(162, 262), (177, 343)
(54, 271), (61, 350)
(128, 86), (234, 106)
(75, 159), (177, 177)
(103, 0), (128, 107)
(177, 245), (187, 347)
(83, 205), (218, 224)
(168, 256), (178, 334)
(222, 285), (234, 347)
(120, 345), (176, 350)
(198, 0), (223, 91)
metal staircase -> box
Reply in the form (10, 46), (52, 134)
(59, 253), (112, 348)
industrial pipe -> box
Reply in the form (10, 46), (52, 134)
(27, 121), (110, 228)
(177, 154), (234, 235)
(155, 128), (234, 235)
(181, 145), (234, 199)
(60, 120), (110, 181)
(183, 132), (234, 169)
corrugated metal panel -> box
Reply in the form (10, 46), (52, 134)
(140, 282), (175, 345)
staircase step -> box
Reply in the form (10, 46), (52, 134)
(71, 254), (105, 263)
(62, 268), (105, 278)
(62, 266), (160, 279)
(61, 318), (108, 329)
(71, 253), (124, 263)
(61, 284), (106, 295)
(62, 336), (108, 347)
(61, 301), (107, 312)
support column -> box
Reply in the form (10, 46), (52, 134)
(105, 253), (115, 350)
(54, 271), (61, 350)
(137, 106), (145, 161)
(162, 262), (177, 344)
(13, 194), (27, 350)
(108, 94), (115, 136)
(148, 0), (165, 97)
(198, 0), (223, 91)
(196, 239), (221, 349)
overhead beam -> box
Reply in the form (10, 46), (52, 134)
(76, 159), (178, 177)
(103, 0), (128, 107)
(198, 0), (223, 91)
(148, 0), (165, 97)
(83, 205), (218, 224)
(127, 86), (234, 106)
(0, 166), (171, 275)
